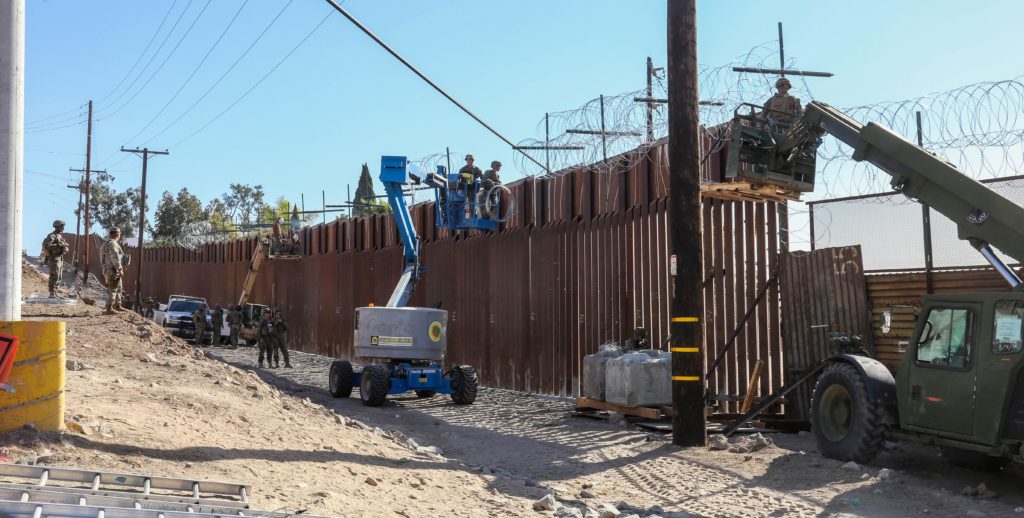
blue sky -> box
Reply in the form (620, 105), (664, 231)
(21, 0), (1024, 243)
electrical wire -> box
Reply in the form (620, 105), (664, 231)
(94, 0), (182, 105)
(24, 103), (87, 127)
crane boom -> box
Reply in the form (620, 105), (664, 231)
(729, 101), (1024, 288)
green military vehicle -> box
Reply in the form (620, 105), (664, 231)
(728, 101), (1024, 468)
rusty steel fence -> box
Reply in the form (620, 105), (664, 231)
(74, 142), (784, 402)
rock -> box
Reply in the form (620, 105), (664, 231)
(416, 445), (443, 456)
(647, 505), (664, 515)
(960, 482), (998, 499)
(65, 360), (88, 371)
(555, 508), (584, 518)
(728, 433), (774, 453)
(364, 477), (377, 486)
(533, 494), (559, 512)
(708, 434), (729, 450)
(64, 421), (88, 435)
(34, 450), (54, 464)
(582, 482), (594, 489)
(584, 508), (600, 518)
(877, 468), (894, 480)
(99, 423), (114, 436)
(580, 490), (596, 499)
(616, 501), (634, 511)
(841, 461), (860, 471)
(312, 491), (332, 498)
(149, 382), (159, 388)
(113, 378), (123, 384)
(334, 414), (346, 425)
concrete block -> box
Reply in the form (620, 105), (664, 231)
(605, 351), (672, 407)
(583, 342), (623, 400)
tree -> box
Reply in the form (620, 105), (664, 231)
(353, 163), (377, 217)
(152, 188), (206, 241)
(83, 172), (147, 238)
(205, 198), (238, 238)
(220, 183), (266, 230)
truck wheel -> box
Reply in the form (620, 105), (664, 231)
(450, 366), (478, 405)
(360, 365), (390, 407)
(810, 362), (887, 464)
(415, 390), (437, 398)
(941, 447), (1010, 471)
(329, 360), (354, 398)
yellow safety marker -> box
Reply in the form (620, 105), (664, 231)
(671, 317), (699, 323)
(0, 321), (66, 433)
(671, 375), (701, 381)
(671, 347), (699, 353)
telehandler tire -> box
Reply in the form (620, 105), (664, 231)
(329, 360), (353, 398)
(810, 362), (887, 464)
(415, 390), (437, 398)
(450, 365), (478, 405)
(360, 365), (390, 407)
(941, 447), (1010, 471)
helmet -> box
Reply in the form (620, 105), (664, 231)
(465, 154), (474, 160)
(491, 161), (501, 168)
(52, 219), (65, 228)
(775, 77), (791, 88)
(108, 226), (121, 236)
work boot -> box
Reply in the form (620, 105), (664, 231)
(258, 362), (264, 369)
(285, 363), (293, 368)
(49, 290), (56, 298)
(112, 303), (125, 312)
(104, 306), (115, 315)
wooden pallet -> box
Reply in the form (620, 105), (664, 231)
(701, 181), (801, 203)
(574, 397), (663, 420)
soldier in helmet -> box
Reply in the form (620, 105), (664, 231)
(40, 220), (70, 297)
(763, 77), (803, 125)
(100, 227), (126, 313)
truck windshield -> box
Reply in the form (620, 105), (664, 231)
(168, 300), (202, 313)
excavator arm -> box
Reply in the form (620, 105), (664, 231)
(729, 100), (1024, 288)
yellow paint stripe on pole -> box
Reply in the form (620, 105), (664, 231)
(671, 376), (701, 381)
(670, 347), (699, 353)
(671, 317), (700, 323)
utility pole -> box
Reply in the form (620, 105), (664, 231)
(667, 0), (706, 447)
(70, 166), (104, 278)
(0, 0), (25, 320)
(120, 147), (168, 309)
(646, 57), (655, 142)
(66, 182), (83, 269)
(82, 100), (93, 285)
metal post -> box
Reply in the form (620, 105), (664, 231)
(445, 146), (452, 175)
(808, 202), (816, 251)
(917, 111), (934, 294)
(322, 190), (326, 224)
(667, 0), (706, 447)
(346, 184), (351, 218)
(301, 193), (305, 213)
(646, 57), (655, 142)
(82, 100), (92, 285)
(545, 113), (551, 174)
(0, 0), (24, 320)
(599, 94), (608, 163)
(777, 22), (785, 74)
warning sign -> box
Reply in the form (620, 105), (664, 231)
(370, 335), (413, 347)
(428, 321), (443, 342)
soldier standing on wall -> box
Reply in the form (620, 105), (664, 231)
(41, 220), (70, 297)
(100, 227), (126, 314)
(272, 310), (292, 369)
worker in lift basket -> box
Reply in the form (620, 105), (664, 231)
(763, 77), (803, 125)
(459, 154), (483, 214)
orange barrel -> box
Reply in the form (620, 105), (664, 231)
(0, 321), (66, 433)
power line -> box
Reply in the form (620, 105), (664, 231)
(24, 109), (86, 131)
(24, 119), (88, 134)
(134, 0), (295, 148)
(168, 8), (331, 149)
(94, 0), (181, 105)
(24, 103), (87, 127)
(99, 0), (212, 121)
(322, 0), (550, 173)
(120, 0), (250, 145)
(96, 0), (194, 114)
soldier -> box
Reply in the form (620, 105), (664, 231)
(143, 297), (156, 319)
(623, 327), (649, 352)
(192, 303), (208, 345)
(100, 227), (126, 313)
(458, 154), (482, 190)
(272, 310), (292, 369)
(257, 311), (275, 368)
(40, 220), (70, 297)
(763, 77), (803, 125)
(227, 304), (242, 349)
(482, 161), (502, 189)
(211, 304), (225, 345)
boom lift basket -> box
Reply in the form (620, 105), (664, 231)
(725, 103), (817, 192)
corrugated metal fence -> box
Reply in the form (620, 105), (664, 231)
(74, 142), (784, 401)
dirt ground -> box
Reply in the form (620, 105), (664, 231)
(6, 260), (1024, 517)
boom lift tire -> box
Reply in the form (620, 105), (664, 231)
(941, 447), (1010, 471)
(810, 362), (887, 464)
(415, 390), (437, 398)
(450, 366), (478, 405)
(329, 360), (354, 398)
(360, 364), (391, 407)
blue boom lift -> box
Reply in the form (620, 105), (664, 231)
(327, 156), (511, 406)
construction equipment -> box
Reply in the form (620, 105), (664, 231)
(328, 156), (479, 406)
(422, 165), (514, 231)
(727, 100), (1024, 468)
(235, 238), (299, 346)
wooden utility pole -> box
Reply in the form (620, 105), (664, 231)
(70, 166), (104, 277)
(82, 100), (93, 285)
(120, 147), (168, 309)
(667, 0), (706, 447)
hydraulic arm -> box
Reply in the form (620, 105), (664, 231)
(733, 101), (1024, 288)
(380, 156), (422, 307)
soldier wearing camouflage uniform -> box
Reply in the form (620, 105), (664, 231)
(41, 220), (70, 297)
(100, 227), (126, 313)
(227, 304), (242, 348)
(257, 311), (275, 368)
(192, 303), (208, 345)
(763, 77), (803, 125)
(272, 310), (291, 368)
(211, 304), (224, 345)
